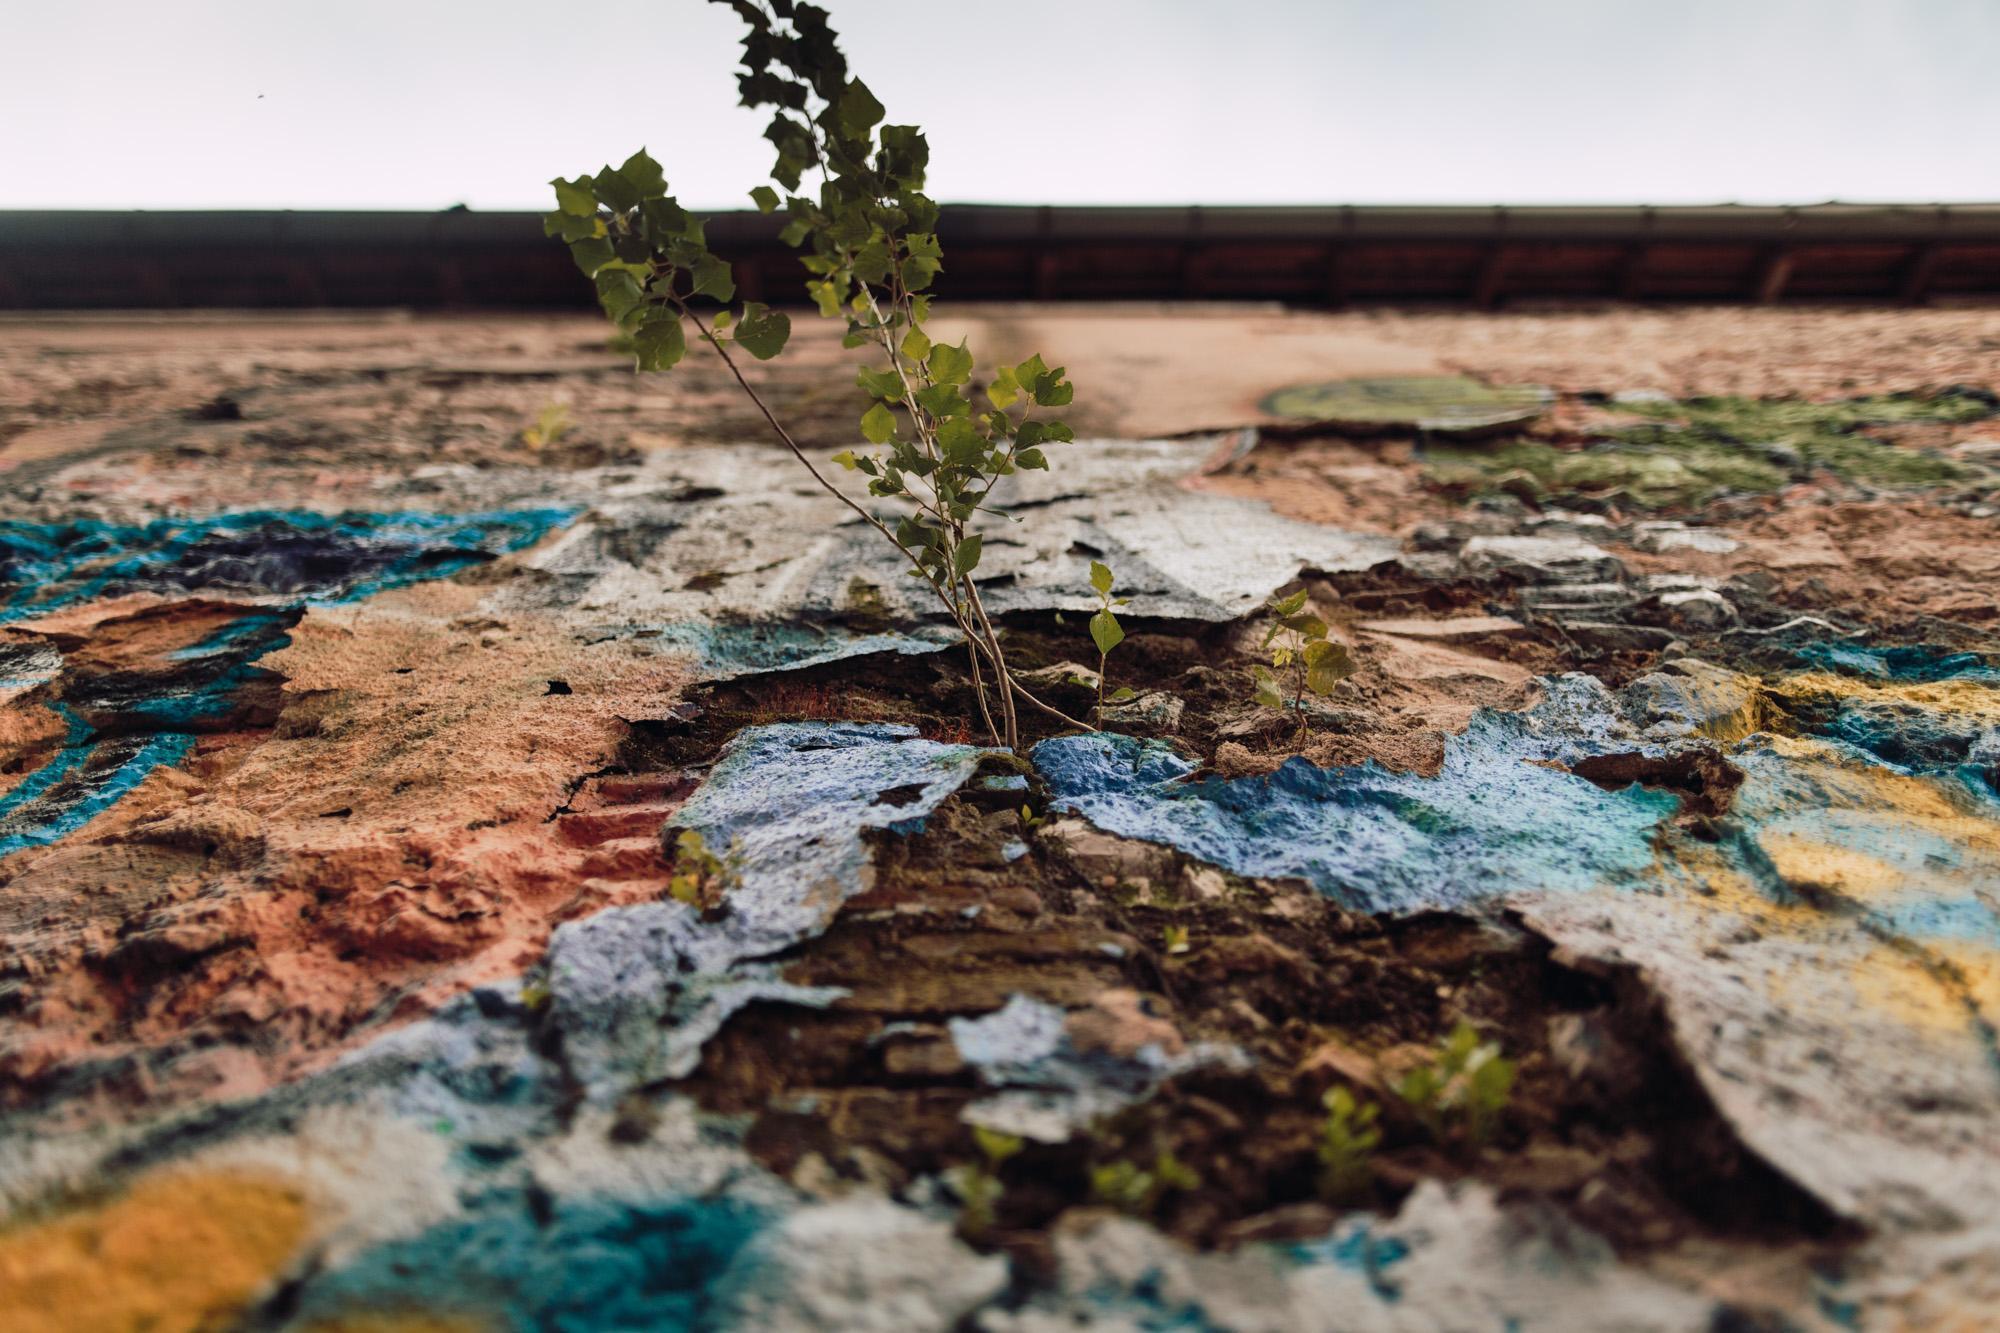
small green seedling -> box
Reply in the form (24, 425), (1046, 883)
(668, 828), (737, 913)
(944, 1125), (1022, 1235)
(1396, 1021), (1516, 1149)
(1087, 1149), (1200, 1217)
(1161, 924), (1191, 955)
(521, 402), (572, 450)
(1316, 1085), (1382, 1202)
(1254, 588), (1355, 740)
(1087, 561), (1136, 722)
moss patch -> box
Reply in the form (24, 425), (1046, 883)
(1425, 391), (1989, 510)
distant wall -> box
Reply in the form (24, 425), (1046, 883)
(5, 204), (2000, 309)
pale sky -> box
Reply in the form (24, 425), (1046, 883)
(2, 0), (1996, 211)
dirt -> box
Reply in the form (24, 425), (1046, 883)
(659, 649), (1846, 1262)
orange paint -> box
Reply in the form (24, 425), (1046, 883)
(0, 1170), (308, 1333)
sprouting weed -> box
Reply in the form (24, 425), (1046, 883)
(1316, 1085), (1382, 1202)
(667, 828), (738, 913)
(548, 1), (1096, 752)
(1253, 588), (1355, 741)
(1087, 561), (1133, 722)
(1162, 924), (1191, 955)
(1088, 1149), (1200, 1217)
(521, 402), (571, 450)
(1396, 1021), (1516, 1149)
(945, 1126), (1022, 1236)
(1019, 803), (1045, 830)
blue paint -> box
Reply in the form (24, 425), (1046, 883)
(0, 507), (575, 624)
(1032, 688), (1680, 915)
(0, 507), (577, 855)
(290, 1188), (769, 1333)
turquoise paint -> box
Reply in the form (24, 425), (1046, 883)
(1293, 1222), (1412, 1302)
(1032, 692), (1681, 915)
(1793, 641), (2000, 684)
(0, 508), (578, 855)
(0, 507), (575, 624)
(0, 712), (194, 858)
(289, 1188), (769, 1333)
(1724, 740), (2000, 950)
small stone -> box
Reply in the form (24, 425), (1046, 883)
(1459, 534), (1624, 584)
(1653, 588), (1737, 631)
(1098, 690), (1185, 732)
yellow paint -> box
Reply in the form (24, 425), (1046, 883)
(1758, 834), (1905, 897)
(1771, 671), (2000, 722)
(1846, 940), (1985, 1035)
(0, 1170), (308, 1333)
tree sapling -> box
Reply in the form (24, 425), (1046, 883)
(1254, 588), (1356, 740)
(546, 0), (1090, 751)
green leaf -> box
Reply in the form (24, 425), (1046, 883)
(749, 185), (780, 214)
(591, 165), (642, 213)
(900, 325), (931, 360)
(915, 382), (970, 418)
(1303, 640), (1356, 696)
(986, 366), (1020, 411)
(857, 366), (904, 401)
(877, 124), (930, 188)
(1090, 561), (1114, 597)
(542, 209), (599, 242)
(1252, 665), (1285, 710)
(837, 78), (886, 136)
(733, 304), (791, 359)
(831, 449), (861, 470)
(1031, 367), (1073, 407)
(900, 234), (944, 293)
(778, 216), (813, 246)
(594, 269), (647, 328)
(690, 255), (737, 302)
(927, 339), (973, 386)
(1269, 589), (1310, 617)
(618, 148), (667, 198)
(1281, 614), (1328, 640)
(807, 279), (843, 318)
(1015, 446), (1048, 470)
(711, 309), (734, 331)
(1109, 686), (1139, 702)
(633, 316), (686, 372)
(568, 236), (615, 277)
(551, 175), (597, 217)
(938, 415), (984, 463)
(953, 534), (983, 578)
(1089, 608), (1125, 657)
(861, 401), (898, 444)
(640, 196), (693, 243)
